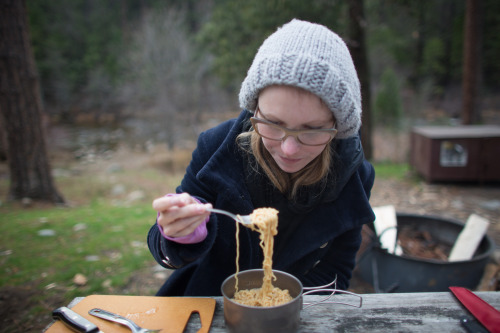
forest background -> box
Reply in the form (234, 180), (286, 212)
(6, 0), (500, 157)
(2, 0), (500, 176)
(1, 0), (500, 332)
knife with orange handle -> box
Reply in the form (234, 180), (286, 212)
(449, 286), (500, 333)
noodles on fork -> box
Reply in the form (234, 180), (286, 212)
(233, 208), (293, 307)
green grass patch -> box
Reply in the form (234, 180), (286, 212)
(0, 200), (157, 302)
(0, 147), (190, 331)
(373, 162), (411, 180)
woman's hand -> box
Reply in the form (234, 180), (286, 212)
(152, 193), (212, 238)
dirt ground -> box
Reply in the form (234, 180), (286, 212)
(2, 140), (500, 332)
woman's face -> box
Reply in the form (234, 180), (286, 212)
(257, 85), (334, 174)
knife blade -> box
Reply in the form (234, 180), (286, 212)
(53, 307), (104, 333)
(449, 286), (500, 333)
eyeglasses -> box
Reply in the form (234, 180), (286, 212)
(250, 111), (337, 146)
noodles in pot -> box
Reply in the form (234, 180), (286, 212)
(233, 208), (293, 307)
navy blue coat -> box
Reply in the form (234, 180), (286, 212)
(148, 110), (375, 296)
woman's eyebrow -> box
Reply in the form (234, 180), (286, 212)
(256, 106), (268, 117)
(256, 107), (279, 122)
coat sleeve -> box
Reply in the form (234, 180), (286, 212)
(298, 160), (375, 290)
(147, 129), (225, 269)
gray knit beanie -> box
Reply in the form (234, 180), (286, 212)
(239, 19), (362, 139)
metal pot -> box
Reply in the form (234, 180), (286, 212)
(357, 213), (495, 292)
(221, 269), (362, 333)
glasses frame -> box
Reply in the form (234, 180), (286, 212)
(250, 112), (337, 146)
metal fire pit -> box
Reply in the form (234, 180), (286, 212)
(357, 213), (495, 293)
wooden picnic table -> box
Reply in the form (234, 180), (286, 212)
(208, 292), (499, 332)
(47, 291), (499, 332)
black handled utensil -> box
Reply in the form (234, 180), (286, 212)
(52, 307), (103, 333)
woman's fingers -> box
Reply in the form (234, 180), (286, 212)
(152, 193), (192, 212)
(160, 213), (205, 237)
(153, 193), (212, 238)
(158, 201), (209, 223)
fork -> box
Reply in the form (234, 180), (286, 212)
(205, 207), (252, 225)
(89, 308), (161, 333)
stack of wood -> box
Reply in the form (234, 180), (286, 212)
(398, 228), (451, 261)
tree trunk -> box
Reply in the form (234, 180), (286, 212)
(410, 1), (426, 88)
(439, 0), (457, 88)
(348, 0), (373, 160)
(462, 0), (481, 124)
(0, 0), (65, 204)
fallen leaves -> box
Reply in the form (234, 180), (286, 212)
(73, 273), (88, 286)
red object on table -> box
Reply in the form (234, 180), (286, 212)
(450, 286), (500, 333)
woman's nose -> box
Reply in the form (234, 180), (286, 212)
(281, 136), (301, 155)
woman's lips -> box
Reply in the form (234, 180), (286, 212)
(279, 155), (301, 165)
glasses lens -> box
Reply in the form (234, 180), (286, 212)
(298, 132), (333, 145)
(254, 122), (285, 140)
(252, 118), (335, 146)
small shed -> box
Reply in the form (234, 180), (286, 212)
(410, 125), (500, 182)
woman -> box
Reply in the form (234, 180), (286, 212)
(148, 19), (375, 296)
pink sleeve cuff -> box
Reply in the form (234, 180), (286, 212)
(156, 194), (209, 244)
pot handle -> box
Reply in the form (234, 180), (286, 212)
(302, 276), (363, 309)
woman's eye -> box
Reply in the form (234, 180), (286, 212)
(303, 125), (322, 130)
(267, 119), (281, 126)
